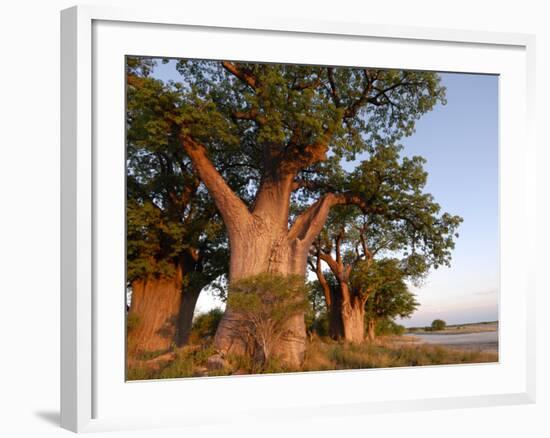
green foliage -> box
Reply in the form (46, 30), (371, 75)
(351, 258), (407, 299)
(175, 61), (445, 164)
(157, 345), (217, 379)
(364, 260), (419, 322)
(228, 273), (310, 363)
(188, 308), (224, 344)
(374, 318), (406, 336)
(304, 280), (330, 337)
(307, 311), (330, 338)
(126, 56), (230, 291)
(346, 145), (463, 272)
(160, 59), (449, 228)
(431, 319), (447, 331)
(307, 279), (329, 315)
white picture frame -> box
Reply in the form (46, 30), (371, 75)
(60, 4), (536, 433)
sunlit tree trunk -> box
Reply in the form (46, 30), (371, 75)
(127, 269), (183, 354)
(213, 177), (310, 366)
(313, 241), (371, 343)
(341, 295), (366, 343)
(181, 130), (358, 366)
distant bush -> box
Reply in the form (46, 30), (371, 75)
(431, 319), (447, 331)
(188, 308), (224, 345)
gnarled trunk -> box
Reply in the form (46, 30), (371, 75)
(127, 270), (183, 354)
(214, 214), (309, 367)
(324, 279), (366, 343)
(181, 138), (340, 367)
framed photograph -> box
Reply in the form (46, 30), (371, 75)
(61, 5), (536, 433)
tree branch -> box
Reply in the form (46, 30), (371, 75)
(232, 108), (267, 126)
(292, 77), (322, 91)
(312, 243), (332, 308)
(222, 61), (258, 90)
(360, 287), (374, 305)
(318, 252), (340, 278)
(288, 192), (371, 247)
(180, 133), (253, 235)
(344, 69), (373, 119)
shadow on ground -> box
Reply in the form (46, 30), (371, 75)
(34, 410), (59, 427)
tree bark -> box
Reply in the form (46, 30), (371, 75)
(180, 136), (349, 367)
(324, 287), (366, 343)
(341, 293), (366, 344)
(213, 216), (309, 367)
(127, 270), (183, 354)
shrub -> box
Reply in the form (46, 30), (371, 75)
(375, 318), (406, 336)
(189, 308), (224, 345)
(431, 319), (447, 331)
(307, 311), (329, 338)
(228, 272), (310, 364)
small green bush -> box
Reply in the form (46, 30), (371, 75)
(431, 319), (447, 331)
(228, 272), (310, 364)
(189, 308), (224, 345)
(375, 318), (406, 336)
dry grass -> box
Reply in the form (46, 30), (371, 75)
(127, 335), (498, 380)
(303, 337), (497, 371)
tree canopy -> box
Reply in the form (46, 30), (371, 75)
(126, 57), (232, 287)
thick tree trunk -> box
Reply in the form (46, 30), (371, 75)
(127, 270), (183, 354)
(367, 318), (377, 342)
(325, 280), (366, 343)
(214, 215), (309, 367)
(180, 137), (339, 367)
(341, 296), (366, 343)
(176, 287), (201, 347)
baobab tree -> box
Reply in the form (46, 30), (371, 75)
(169, 59), (447, 365)
(310, 147), (462, 342)
(126, 58), (240, 353)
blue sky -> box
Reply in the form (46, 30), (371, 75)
(394, 72), (499, 326)
(148, 61), (499, 327)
